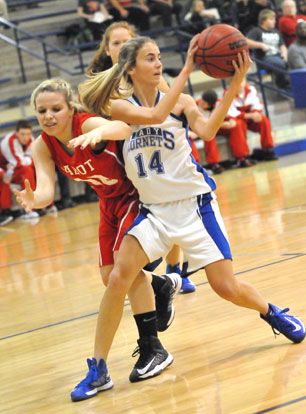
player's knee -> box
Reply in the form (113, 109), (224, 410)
(212, 281), (240, 302)
(100, 268), (110, 287)
(108, 265), (135, 294)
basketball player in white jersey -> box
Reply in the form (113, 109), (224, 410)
(70, 34), (305, 401)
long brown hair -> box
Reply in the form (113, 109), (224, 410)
(87, 21), (135, 75)
(80, 36), (156, 117)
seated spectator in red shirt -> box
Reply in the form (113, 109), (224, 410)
(197, 90), (253, 172)
(224, 77), (278, 161)
(0, 119), (39, 219)
(279, 0), (306, 47)
(0, 120), (36, 191)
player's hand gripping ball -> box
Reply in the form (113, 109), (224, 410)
(194, 24), (249, 79)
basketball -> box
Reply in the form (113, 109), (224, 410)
(194, 24), (249, 79)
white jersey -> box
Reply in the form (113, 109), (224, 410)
(123, 91), (216, 204)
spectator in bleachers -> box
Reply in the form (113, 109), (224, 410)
(236, 1), (275, 34)
(197, 90), (253, 171)
(183, 0), (220, 34)
(251, 0), (274, 21)
(0, 119), (39, 219)
(235, 0), (252, 34)
(78, 0), (113, 41)
(288, 20), (306, 68)
(147, 0), (183, 30)
(201, 0), (238, 27)
(217, 0), (238, 26)
(246, 8), (291, 89)
(296, 0), (306, 14)
(224, 77), (278, 161)
(279, 0), (306, 47)
(106, 0), (151, 32)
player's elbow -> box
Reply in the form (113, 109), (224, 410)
(151, 113), (166, 124)
(203, 134), (215, 142)
(150, 108), (167, 125)
(116, 121), (132, 139)
(197, 127), (215, 141)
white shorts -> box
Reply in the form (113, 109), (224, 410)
(127, 192), (232, 275)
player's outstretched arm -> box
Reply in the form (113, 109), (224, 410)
(184, 51), (252, 141)
(111, 34), (199, 126)
(13, 179), (35, 213)
(68, 117), (131, 149)
(13, 137), (56, 211)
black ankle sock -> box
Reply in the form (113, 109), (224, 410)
(151, 273), (166, 292)
(134, 311), (158, 338)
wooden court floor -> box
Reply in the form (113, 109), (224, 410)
(1, 153), (306, 414)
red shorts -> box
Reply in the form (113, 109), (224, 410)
(98, 190), (140, 266)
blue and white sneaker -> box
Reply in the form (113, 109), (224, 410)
(260, 303), (306, 344)
(180, 277), (196, 294)
(71, 358), (113, 402)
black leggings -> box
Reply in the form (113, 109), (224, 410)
(148, 1), (182, 27)
(108, 7), (151, 32)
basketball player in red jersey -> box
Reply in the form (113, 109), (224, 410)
(13, 78), (182, 401)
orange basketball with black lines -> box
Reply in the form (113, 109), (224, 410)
(194, 24), (249, 79)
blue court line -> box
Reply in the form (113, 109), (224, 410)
(0, 244), (99, 268)
(0, 311), (99, 341)
(251, 394), (306, 413)
(0, 298), (130, 341)
(234, 253), (305, 276)
(2, 255), (306, 414)
(1, 253), (305, 342)
(195, 253), (305, 286)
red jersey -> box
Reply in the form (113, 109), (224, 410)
(279, 15), (306, 47)
(41, 112), (136, 200)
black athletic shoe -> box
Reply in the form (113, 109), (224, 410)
(211, 163), (225, 175)
(0, 214), (13, 226)
(155, 273), (182, 332)
(264, 147), (278, 161)
(233, 157), (253, 168)
(129, 336), (173, 383)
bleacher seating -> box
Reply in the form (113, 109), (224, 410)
(289, 69), (306, 108)
(1, 1), (306, 156)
